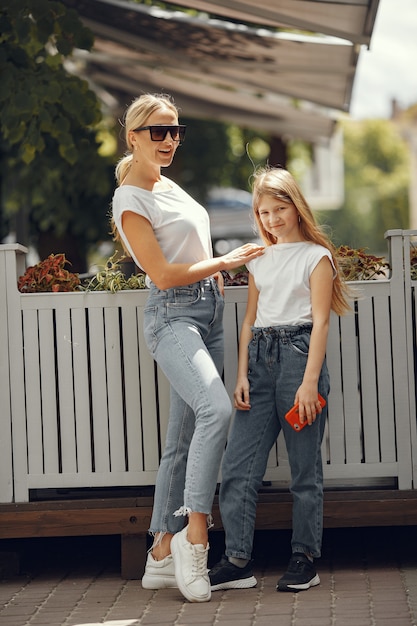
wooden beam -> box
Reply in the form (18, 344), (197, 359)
(1, 491), (417, 579)
(0, 498), (153, 539)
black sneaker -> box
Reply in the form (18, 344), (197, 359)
(209, 555), (257, 591)
(277, 552), (320, 592)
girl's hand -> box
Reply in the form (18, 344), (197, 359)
(294, 385), (324, 426)
(234, 376), (251, 410)
(221, 243), (264, 271)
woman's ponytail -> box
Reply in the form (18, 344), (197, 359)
(115, 153), (133, 186)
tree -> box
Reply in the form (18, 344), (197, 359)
(323, 119), (410, 252)
(169, 116), (271, 203)
(0, 0), (114, 271)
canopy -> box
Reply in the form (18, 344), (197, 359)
(62, 0), (380, 141)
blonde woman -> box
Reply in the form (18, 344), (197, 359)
(111, 93), (263, 603)
(209, 167), (350, 593)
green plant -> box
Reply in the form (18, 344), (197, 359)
(82, 253), (146, 292)
(336, 246), (390, 281)
(17, 253), (81, 292)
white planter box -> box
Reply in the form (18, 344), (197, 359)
(1, 230), (416, 503)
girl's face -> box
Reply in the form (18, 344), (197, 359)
(257, 194), (302, 243)
(129, 106), (180, 169)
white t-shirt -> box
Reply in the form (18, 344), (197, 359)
(112, 179), (212, 286)
(247, 242), (335, 326)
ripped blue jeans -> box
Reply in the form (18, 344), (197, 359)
(219, 324), (330, 559)
(143, 278), (232, 535)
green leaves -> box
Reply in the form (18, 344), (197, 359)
(1, 0), (99, 163)
(323, 118), (410, 252)
(82, 254), (147, 292)
(1, 1), (115, 269)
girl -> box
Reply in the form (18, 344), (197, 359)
(209, 166), (350, 593)
(111, 93), (263, 603)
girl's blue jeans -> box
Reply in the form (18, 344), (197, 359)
(143, 278), (232, 535)
(219, 325), (330, 559)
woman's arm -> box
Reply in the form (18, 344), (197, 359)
(234, 273), (259, 410)
(296, 256), (334, 425)
(122, 211), (264, 290)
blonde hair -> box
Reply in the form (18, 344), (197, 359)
(252, 167), (351, 315)
(111, 93), (179, 243)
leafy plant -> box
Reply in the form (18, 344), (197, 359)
(222, 266), (249, 286)
(82, 254), (146, 293)
(18, 253), (81, 292)
(410, 244), (417, 281)
(222, 247), (391, 285)
(336, 245), (390, 281)
(17, 245), (397, 293)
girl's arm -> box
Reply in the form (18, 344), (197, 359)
(296, 256), (334, 425)
(122, 212), (264, 290)
(234, 273), (259, 410)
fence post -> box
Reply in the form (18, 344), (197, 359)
(385, 230), (414, 488)
(402, 229), (417, 487)
(0, 245), (28, 502)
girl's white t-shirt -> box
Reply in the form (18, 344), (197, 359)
(112, 180), (212, 286)
(246, 242), (335, 326)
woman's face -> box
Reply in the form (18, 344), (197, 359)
(129, 106), (180, 169)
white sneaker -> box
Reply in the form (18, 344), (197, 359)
(141, 552), (177, 589)
(171, 526), (211, 602)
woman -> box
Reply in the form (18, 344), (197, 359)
(111, 93), (264, 603)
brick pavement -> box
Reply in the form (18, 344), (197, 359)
(0, 526), (416, 626)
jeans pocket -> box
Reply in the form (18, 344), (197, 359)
(288, 334), (310, 356)
(167, 286), (201, 307)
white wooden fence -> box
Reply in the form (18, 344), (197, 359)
(1, 229), (416, 503)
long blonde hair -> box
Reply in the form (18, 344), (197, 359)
(252, 167), (351, 315)
(111, 93), (179, 242)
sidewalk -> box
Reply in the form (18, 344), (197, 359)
(0, 526), (416, 625)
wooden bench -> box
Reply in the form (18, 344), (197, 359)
(2, 488), (417, 578)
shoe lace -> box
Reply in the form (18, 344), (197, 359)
(192, 546), (208, 578)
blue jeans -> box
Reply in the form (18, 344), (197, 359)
(219, 325), (330, 559)
(143, 278), (232, 534)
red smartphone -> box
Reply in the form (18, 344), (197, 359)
(285, 394), (326, 431)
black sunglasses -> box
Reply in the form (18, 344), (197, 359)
(133, 125), (187, 143)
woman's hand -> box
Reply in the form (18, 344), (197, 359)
(221, 243), (264, 271)
(234, 376), (251, 410)
(122, 213), (263, 290)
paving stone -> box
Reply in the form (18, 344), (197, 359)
(1, 528), (417, 626)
